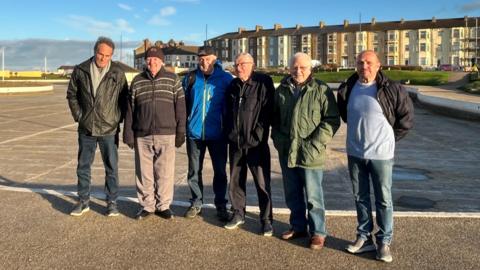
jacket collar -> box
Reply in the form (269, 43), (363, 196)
(145, 66), (167, 80)
(77, 57), (119, 80)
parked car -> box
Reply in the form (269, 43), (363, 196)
(438, 64), (461, 71)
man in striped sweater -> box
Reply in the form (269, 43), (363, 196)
(123, 46), (186, 220)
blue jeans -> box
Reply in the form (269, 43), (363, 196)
(279, 156), (326, 237)
(348, 155), (394, 244)
(186, 138), (228, 208)
(77, 133), (119, 204)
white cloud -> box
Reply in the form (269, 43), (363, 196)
(134, 14), (141, 19)
(148, 6), (176, 26)
(118, 3), (133, 11)
(460, 1), (480, 11)
(64, 15), (135, 37)
(160, 6), (176, 16)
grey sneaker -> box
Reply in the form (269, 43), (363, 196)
(107, 202), (120, 217)
(224, 214), (245, 230)
(70, 202), (90, 216)
(346, 236), (376, 254)
(376, 243), (393, 263)
(184, 206), (201, 218)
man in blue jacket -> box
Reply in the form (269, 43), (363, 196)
(182, 46), (233, 221)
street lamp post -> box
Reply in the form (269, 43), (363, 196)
(2, 47), (4, 81)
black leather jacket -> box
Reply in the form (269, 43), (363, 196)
(337, 70), (414, 141)
(66, 58), (128, 136)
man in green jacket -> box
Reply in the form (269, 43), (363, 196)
(271, 52), (340, 250)
(66, 36), (128, 217)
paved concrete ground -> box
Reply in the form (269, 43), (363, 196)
(0, 84), (479, 269)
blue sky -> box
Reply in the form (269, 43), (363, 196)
(2, 0), (480, 44)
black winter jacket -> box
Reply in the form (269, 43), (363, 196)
(225, 72), (275, 148)
(66, 58), (128, 136)
(337, 70), (414, 141)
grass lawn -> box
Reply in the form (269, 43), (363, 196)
(0, 81), (50, 87)
(271, 70), (449, 86)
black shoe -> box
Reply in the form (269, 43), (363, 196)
(156, 209), (174, 219)
(224, 214), (245, 230)
(216, 206), (230, 222)
(136, 209), (153, 220)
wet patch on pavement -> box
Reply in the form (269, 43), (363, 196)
(393, 166), (430, 181)
(395, 195), (436, 209)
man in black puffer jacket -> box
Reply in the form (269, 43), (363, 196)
(337, 50), (413, 263)
(66, 36), (128, 217)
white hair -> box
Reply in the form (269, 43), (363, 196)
(235, 52), (254, 63)
(289, 52), (312, 69)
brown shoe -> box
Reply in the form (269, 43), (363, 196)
(310, 235), (325, 250)
(281, 229), (309, 240)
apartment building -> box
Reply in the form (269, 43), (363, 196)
(207, 17), (479, 69)
(133, 39), (198, 71)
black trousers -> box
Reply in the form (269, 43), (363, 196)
(228, 142), (273, 224)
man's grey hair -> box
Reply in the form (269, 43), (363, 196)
(235, 52), (254, 63)
(94, 36), (115, 53)
(289, 52), (312, 69)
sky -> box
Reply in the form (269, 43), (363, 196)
(1, 0), (480, 70)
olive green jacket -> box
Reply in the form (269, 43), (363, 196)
(271, 76), (340, 169)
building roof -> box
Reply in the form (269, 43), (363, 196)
(57, 65), (75, 70)
(162, 45), (198, 55)
(209, 17), (477, 40)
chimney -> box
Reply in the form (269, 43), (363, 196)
(296, 24), (302, 30)
(274, 23), (282, 30)
(255, 25), (263, 32)
(344, 20), (349, 27)
(319, 21), (325, 29)
(432, 16), (436, 23)
(371, 17), (376, 25)
(238, 27), (245, 34)
(400, 18), (405, 24)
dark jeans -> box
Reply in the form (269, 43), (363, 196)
(186, 138), (228, 208)
(229, 143), (272, 224)
(279, 155), (326, 236)
(77, 133), (119, 204)
(347, 155), (394, 244)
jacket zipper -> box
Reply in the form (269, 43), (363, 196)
(237, 83), (246, 147)
(202, 76), (207, 140)
(152, 79), (156, 133)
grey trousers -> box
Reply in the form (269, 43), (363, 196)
(134, 135), (176, 212)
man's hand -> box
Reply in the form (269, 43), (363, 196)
(175, 133), (185, 148)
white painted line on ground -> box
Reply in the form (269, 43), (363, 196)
(1, 184), (480, 218)
(25, 159), (75, 181)
(0, 123), (76, 145)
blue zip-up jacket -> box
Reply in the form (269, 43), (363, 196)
(182, 61), (233, 140)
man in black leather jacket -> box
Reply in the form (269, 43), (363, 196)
(66, 36), (128, 217)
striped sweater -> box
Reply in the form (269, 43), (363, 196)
(123, 67), (186, 144)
